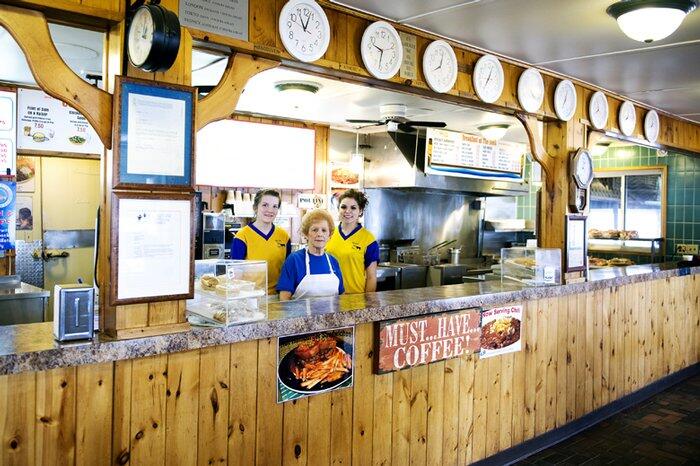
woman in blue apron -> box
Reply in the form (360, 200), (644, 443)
(278, 209), (344, 300)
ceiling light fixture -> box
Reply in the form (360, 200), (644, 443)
(606, 0), (698, 43)
(274, 80), (322, 97)
(477, 123), (510, 141)
(591, 141), (612, 156)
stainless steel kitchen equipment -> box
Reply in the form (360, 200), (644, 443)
(53, 283), (94, 341)
(449, 247), (461, 264)
(377, 263), (428, 290)
(202, 212), (225, 259)
(0, 275), (49, 325)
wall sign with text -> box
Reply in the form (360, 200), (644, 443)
(0, 90), (16, 175)
(375, 308), (481, 374)
(479, 305), (523, 358)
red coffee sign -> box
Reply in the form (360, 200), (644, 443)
(375, 308), (481, 373)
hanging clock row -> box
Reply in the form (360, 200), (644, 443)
(278, 0), (661, 143)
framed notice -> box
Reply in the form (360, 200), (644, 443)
(374, 308), (481, 374)
(113, 76), (195, 190)
(566, 214), (587, 272)
(277, 327), (354, 403)
(479, 305), (523, 358)
(110, 192), (195, 306)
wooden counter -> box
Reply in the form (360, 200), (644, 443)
(0, 266), (698, 465)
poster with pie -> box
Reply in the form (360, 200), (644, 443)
(329, 161), (362, 189)
(17, 88), (103, 155)
(16, 156), (36, 193)
(479, 304), (523, 358)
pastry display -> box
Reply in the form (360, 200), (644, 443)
(589, 257), (609, 267)
(200, 274), (219, 290)
(608, 257), (635, 266)
(588, 229), (639, 240)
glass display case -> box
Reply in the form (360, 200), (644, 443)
(187, 259), (268, 326)
(501, 247), (562, 286)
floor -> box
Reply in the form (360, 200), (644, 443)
(516, 374), (700, 465)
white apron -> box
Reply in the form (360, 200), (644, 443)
(291, 250), (340, 300)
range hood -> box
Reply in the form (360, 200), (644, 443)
(363, 129), (530, 196)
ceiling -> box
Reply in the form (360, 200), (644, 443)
(330, 0), (700, 123)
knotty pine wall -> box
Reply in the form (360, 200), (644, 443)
(1, 275), (698, 465)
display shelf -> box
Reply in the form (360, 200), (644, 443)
(588, 238), (664, 261)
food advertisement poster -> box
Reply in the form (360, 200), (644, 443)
(0, 180), (16, 250)
(0, 90), (16, 175)
(17, 88), (102, 155)
(16, 156), (35, 192)
(329, 160), (362, 189)
(425, 127), (524, 182)
(479, 305), (523, 359)
(15, 195), (33, 232)
(277, 327), (354, 403)
(375, 309), (481, 373)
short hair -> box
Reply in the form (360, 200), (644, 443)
(338, 189), (368, 211)
(300, 209), (335, 236)
(253, 189), (281, 212)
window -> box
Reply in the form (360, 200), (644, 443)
(589, 168), (664, 239)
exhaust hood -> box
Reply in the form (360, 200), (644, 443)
(363, 129), (530, 196)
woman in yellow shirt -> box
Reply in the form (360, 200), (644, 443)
(326, 189), (379, 293)
(231, 189), (290, 294)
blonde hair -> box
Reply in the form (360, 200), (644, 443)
(300, 209), (335, 236)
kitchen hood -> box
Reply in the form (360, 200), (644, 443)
(363, 128), (530, 196)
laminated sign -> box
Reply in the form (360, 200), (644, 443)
(479, 305), (523, 358)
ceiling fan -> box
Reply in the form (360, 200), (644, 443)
(346, 103), (446, 132)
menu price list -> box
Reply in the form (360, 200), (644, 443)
(427, 128), (523, 175)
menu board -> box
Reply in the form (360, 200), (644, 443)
(179, 0), (248, 41)
(17, 88), (103, 155)
(0, 90), (16, 175)
(425, 127), (524, 181)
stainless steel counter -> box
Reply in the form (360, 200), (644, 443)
(0, 276), (50, 325)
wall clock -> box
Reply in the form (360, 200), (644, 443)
(422, 40), (458, 93)
(127, 3), (181, 72)
(618, 101), (636, 136)
(472, 54), (504, 103)
(361, 21), (403, 80)
(554, 79), (577, 121)
(588, 91), (609, 130)
(644, 109), (659, 143)
(569, 147), (594, 213)
(279, 0), (330, 63)
(517, 68), (544, 113)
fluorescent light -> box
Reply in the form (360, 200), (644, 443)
(607, 1), (698, 43)
(477, 123), (510, 141)
(591, 142), (612, 157)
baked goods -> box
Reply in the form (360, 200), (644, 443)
(609, 257), (634, 266)
(619, 230), (639, 240)
(511, 257), (536, 268)
(588, 229), (603, 239)
(200, 274), (219, 291)
(589, 257), (609, 267)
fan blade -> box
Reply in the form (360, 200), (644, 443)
(397, 122), (417, 133)
(346, 119), (383, 125)
(405, 121), (447, 128)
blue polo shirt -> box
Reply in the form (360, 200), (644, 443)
(277, 249), (345, 295)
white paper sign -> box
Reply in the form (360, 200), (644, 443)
(127, 93), (186, 177)
(179, 0), (248, 41)
(479, 305), (523, 358)
(0, 91), (15, 175)
(567, 216), (586, 270)
(17, 89), (102, 155)
(117, 198), (191, 300)
(297, 193), (326, 209)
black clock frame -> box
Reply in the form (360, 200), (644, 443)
(127, 2), (181, 72)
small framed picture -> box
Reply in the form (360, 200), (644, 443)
(112, 76), (195, 190)
(566, 214), (587, 272)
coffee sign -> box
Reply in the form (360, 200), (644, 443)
(375, 308), (481, 373)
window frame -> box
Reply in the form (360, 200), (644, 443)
(591, 165), (667, 239)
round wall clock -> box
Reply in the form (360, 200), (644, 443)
(472, 54), (504, 103)
(569, 148), (594, 213)
(618, 101), (636, 136)
(127, 3), (181, 72)
(554, 79), (577, 121)
(588, 91), (609, 130)
(422, 40), (458, 93)
(644, 109), (660, 143)
(361, 21), (403, 80)
(279, 0), (330, 63)
(517, 68), (544, 113)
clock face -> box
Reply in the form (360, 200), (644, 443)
(588, 91), (609, 130)
(473, 55), (504, 104)
(279, 0), (330, 63)
(644, 109), (660, 143)
(128, 7), (155, 67)
(618, 101), (636, 136)
(574, 149), (593, 188)
(422, 40), (458, 93)
(361, 21), (403, 80)
(554, 79), (577, 121)
(517, 68), (544, 113)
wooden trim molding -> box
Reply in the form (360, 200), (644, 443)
(0, 4), (113, 149)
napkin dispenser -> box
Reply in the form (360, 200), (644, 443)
(53, 284), (95, 341)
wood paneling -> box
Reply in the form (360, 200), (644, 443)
(1, 277), (699, 465)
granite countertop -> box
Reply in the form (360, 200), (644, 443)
(0, 263), (697, 375)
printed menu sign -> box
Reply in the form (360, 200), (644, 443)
(277, 327), (354, 403)
(479, 305), (523, 358)
(180, 0), (248, 41)
(375, 309), (481, 373)
(425, 127), (524, 181)
(17, 89), (102, 155)
(0, 91), (15, 175)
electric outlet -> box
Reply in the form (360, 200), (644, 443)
(676, 244), (699, 255)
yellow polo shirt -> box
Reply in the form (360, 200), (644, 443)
(326, 224), (379, 294)
(232, 224), (290, 294)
